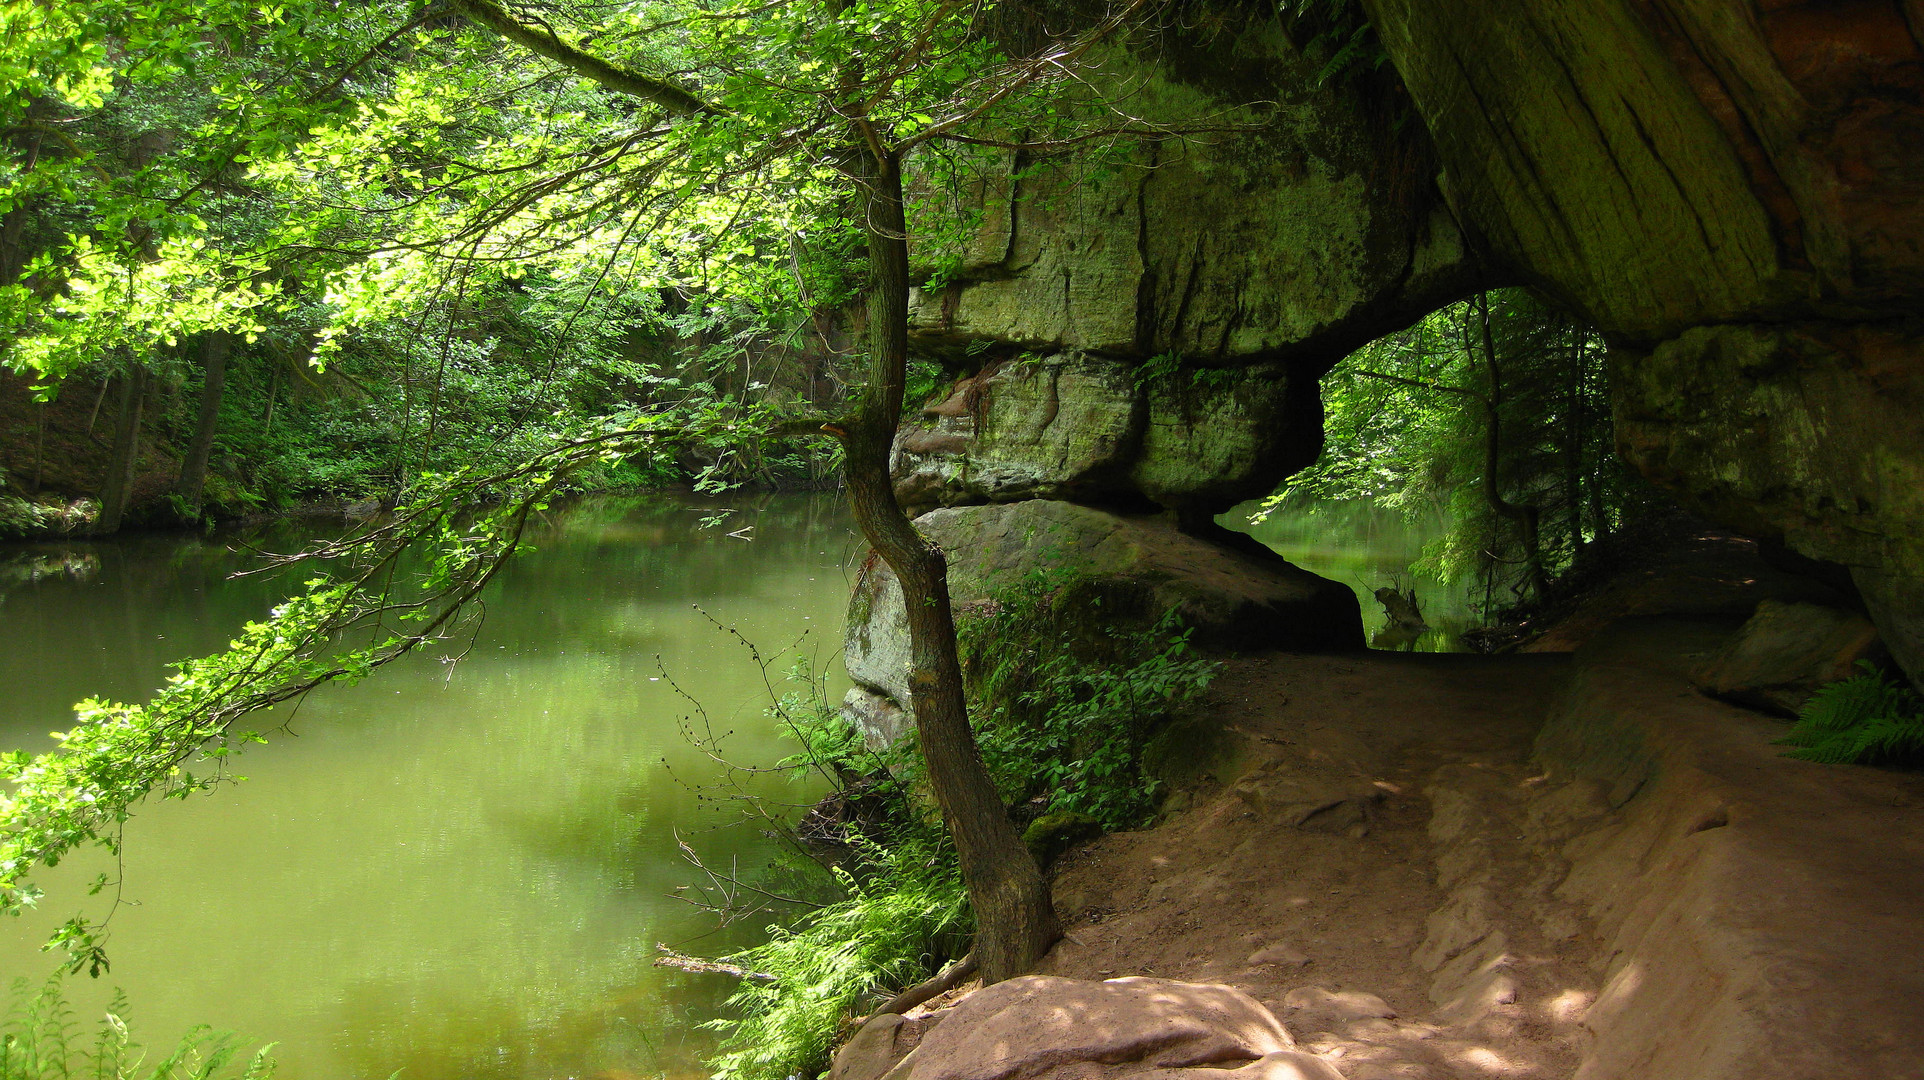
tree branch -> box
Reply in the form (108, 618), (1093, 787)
(1353, 369), (1483, 402)
(653, 943), (778, 981)
(449, 0), (723, 116)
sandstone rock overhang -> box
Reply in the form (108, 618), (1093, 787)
(883, 0), (1924, 686)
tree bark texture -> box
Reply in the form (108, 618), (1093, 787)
(836, 145), (1059, 984)
(175, 331), (231, 509)
(1470, 295), (1547, 601)
(97, 364), (148, 534)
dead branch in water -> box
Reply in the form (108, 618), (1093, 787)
(652, 942), (778, 981)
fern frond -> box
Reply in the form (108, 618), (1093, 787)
(1779, 666), (1924, 765)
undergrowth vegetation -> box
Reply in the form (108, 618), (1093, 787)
(701, 573), (1218, 1080)
(1, 975), (274, 1080)
(1779, 663), (1924, 765)
(702, 831), (969, 1080)
(961, 572), (1220, 830)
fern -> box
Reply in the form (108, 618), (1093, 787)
(1777, 664), (1924, 765)
(703, 833), (969, 1080)
(2, 975), (276, 1080)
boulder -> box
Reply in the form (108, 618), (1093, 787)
(897, 975), (1341, 1080)
(832, 1013), (942, 1080)
(919, 501), (1363, 653)
(840, 686), (914, 749)
(1695, 599), (1886, 715)
(846, 552), (915, 708)
(842, 501), (1363, 740)
(1021, 810), (1104, 869)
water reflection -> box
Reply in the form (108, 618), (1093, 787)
(0, 548), (99, 595)
(0, 492), (859, 1080)
(1225, 498), (1476, 652)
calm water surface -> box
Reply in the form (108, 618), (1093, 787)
(1228, 498), (1472, 651)
(1, 493), (860, 1080)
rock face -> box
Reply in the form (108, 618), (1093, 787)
(860, 1), (1924, 695)
(906, 20), (1472, 368)
(893, 355), (1320, 518)
(1357, 0), (1924, 682)
(844, 501), (1362, 741)
(1534, 620), (1924, 1080)
(893, 10), (1477, 521)
(831, 975), (1344, 1080)
(1614, 322), (1924, 682)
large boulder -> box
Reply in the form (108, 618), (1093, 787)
(1695, 598), (1886, 716)
(843, 501), (1363, 740)
(867, 975), (1344, 1080)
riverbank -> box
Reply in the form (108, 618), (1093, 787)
(0, 474), (845, 544)
(827, 594), (1924, 1080)
(0, 369), (843, 542)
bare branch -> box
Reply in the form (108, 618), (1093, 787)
(1353, 369), (1485, 402)
(653, 943), (779, 981)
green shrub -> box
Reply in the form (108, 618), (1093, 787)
(697, 667), (965, 1080)
(961, 572), (1220, 830)
(1, 975), (275, 1080)
(1778, 663), (1924, 765)
(0, 491), (94, 539)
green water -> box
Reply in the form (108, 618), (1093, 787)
(1227, 498), (1473, 652)
(0, 493), (859, 1080)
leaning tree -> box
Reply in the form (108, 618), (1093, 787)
(1, 0), (1207, 981)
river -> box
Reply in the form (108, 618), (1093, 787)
(1228, 498), (1472, 652)
(1, 493), (861, 1080)
(0, 492), (1457, 1080)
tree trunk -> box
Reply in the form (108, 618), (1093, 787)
(836, 145), (1059, 984)
(1470, 294), (1547, 602)
(175, 332), (231, 510)
(263, 364), (280, 433)
(96, 364), (148, 534)
(1563, 328), (1586, 557)
(85, 376), (111, 439)
(29, 401), (45, 494)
